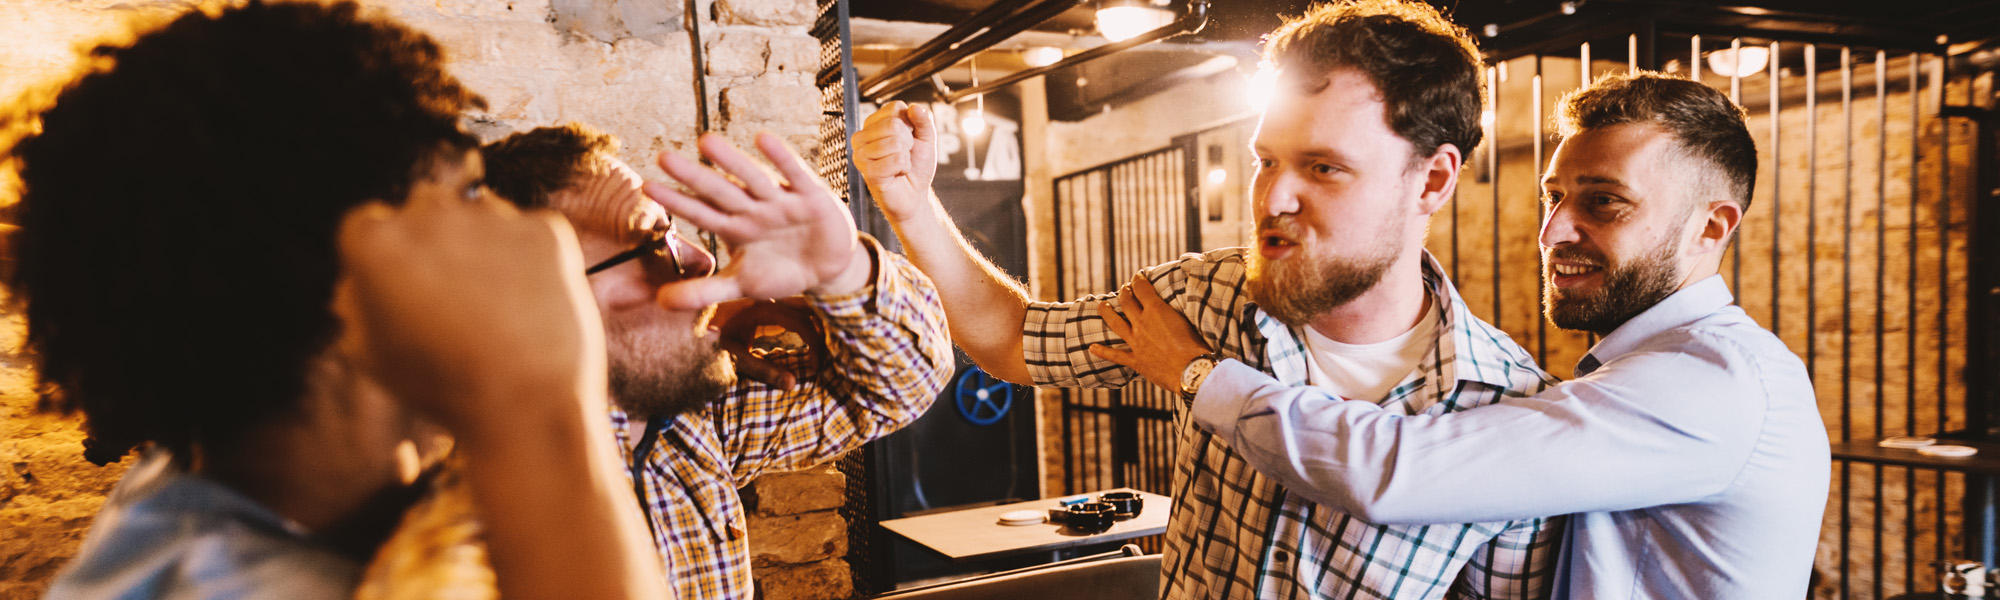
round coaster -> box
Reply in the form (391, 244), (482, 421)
(1878, 436), (1938, 449)
(998, 510), (1046, 526)
(1917, 445), (1978, 458)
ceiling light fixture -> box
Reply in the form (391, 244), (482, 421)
(1704, 46), (1770, 79)
(1096, 0), (1175, 43)
(1022, 46), (1065, 68)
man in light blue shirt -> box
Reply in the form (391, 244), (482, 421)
(1093, 72), (1830, 599)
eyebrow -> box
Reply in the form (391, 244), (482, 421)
(1251, 144), (1360, 165)
(1542, 174), (1630, 189)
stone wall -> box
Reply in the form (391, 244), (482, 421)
(0, 0), (839, 598)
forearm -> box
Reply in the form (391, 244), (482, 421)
(1194, 356), (1756, 524)
(881, 190), (1032, 383)
(454, 385), (668, 600)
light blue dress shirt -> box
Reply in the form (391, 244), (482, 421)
(44, 450), (359, 600)
(1191, 275), (1831, 599)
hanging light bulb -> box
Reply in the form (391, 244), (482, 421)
(1704, 46), (1770, 79)
(1023, 46), (1065, 68)
(1095, 0), (1174, 42)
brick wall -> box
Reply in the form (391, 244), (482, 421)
(0, 0), (841, 598)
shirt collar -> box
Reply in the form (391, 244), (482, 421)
(1577, 274), (1734, 376)
(1248, 251), (1518, 390)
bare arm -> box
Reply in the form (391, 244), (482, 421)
(854, 102), (1033, 383)
(336, 182), (668, 600)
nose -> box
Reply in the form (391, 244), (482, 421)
(1254, 168), (1300, 218)
(1538, 199), (1582, 249)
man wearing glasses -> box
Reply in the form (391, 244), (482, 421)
(481, 123), (954, 599)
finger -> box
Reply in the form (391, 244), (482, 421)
(656, 150), (758, 216)
(753, 132), (821, 193)
(906, 102), (937, 145)
(861, 101), (908, 130)
(1096, 302), (1134, 340)
(643, 182), (751, 239)
(730, 354), (800, 390)
(1088, 343), (1138, 369)
(697, 133), (785, 200)
(1116, 283), (1141, 316)
(1130, 273), (1170, 311)
(656, 274), (748, 311)
(906, 103), (937, 171)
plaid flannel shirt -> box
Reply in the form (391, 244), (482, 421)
(611, 238), (953, 600)
(1025, 248), (1565, 600)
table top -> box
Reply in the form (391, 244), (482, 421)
(880, 488), (1172, 562)
(1831, 435), (2000, 475)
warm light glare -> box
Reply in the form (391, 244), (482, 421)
(1481, 109), (1495, 130)
(1246, 64), (1277, 112)
(1023, 46), (1065, 68)
(1095, 6), (1174, 42)
(1705, 46), (1770, 78)
(962, 109), (987, 135)
(1206, 168), (1228, 185)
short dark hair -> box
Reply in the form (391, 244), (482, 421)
(5, 0), (484, 460)
(1555, 71), (1757, 209)
(1262, 0), (1486, 161)
(481, 124), (620, 210)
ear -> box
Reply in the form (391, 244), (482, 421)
(1413, 143), (1463, 217)
(1691, 199), (1744, 255)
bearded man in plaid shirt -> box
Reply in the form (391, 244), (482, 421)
(854, 1), (1565, 598)
(483, 124), (954, 599)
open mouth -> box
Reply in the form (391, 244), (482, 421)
(1259, 231), (1298, 258)
(1548, 260), (1602, 285)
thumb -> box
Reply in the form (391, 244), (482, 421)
(906, 103), (937, 171)
(655, 276), (746, 312)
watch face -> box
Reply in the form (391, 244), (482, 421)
(1181, 357), (1216, 395)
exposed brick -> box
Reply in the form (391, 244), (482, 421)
(754, 559), (854, 600)
(715, 0), (815, 27)
(747, 510), (847, 566)
(705, 30), (770, 79)
(750, 467), (845, 516)
(766, 34), (819, 78)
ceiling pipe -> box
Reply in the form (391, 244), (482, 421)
(859, 0), (1055, 97)
(940, 0), (1209, 103)
(861, 0), (1085, 101)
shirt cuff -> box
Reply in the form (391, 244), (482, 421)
(1190, 359), (1265, 441)
(806, 235), (885, 319)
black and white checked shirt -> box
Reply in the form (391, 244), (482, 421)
(1024, 248), (1565, 600)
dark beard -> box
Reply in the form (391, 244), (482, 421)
(1543, 238), (1682, 336)
(610, 344), (733, 420)
(605, 307), (737, 420)
(1245, 219), (1401, 327)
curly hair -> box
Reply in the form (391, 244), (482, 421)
(1263, 0), (1486, 161)
(5, 0), (484, 461)
(1556, 71), (1757, 209)
(480, 123), (620, 210)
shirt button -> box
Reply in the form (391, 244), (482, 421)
(1272, 551), (1290, 564)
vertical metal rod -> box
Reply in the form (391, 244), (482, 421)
(1581, 42), (1592, 86)
(1690, 35), (1702, 79)
(1872, 49), (1887, 600)
(1730, 38), (1744, 299)
(1808, 44), (1820, 385)
(1627, 34), (1638, 72)
(1840, 45), (1856, 600)
(1771, 42), (1783, 337)
(1490, 64), (1503, 327)
(1534, 57), (1547, 364)
(1933, 53), (1954, 566)
(1904, 52), (1921, 591)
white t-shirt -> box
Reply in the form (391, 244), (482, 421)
(1298, 299), (1443, 402)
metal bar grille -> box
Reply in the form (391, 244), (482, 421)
(1050, 141), (1199, 527)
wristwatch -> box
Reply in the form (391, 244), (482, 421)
(1179, 352), (1224, 401)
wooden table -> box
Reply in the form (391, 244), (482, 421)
(880, 488), (1171, 562)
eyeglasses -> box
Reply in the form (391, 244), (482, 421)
(584, 216), (711, 282)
